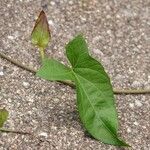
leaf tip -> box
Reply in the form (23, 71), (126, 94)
(116, 138), (131, 147)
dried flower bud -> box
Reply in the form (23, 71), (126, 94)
(31, 10), (51, 49)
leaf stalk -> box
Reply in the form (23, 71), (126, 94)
(39, 47), (45, 60)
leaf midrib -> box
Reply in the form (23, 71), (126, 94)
(74, 69), (112, 99)
(73, 71), (118, 141)
(72, 51), (88, 68)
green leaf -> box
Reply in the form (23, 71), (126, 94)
(36, 58), (74, 81)
(66, 35), (129, 146)
(0, 108), (9, 128)
(31, 10), (50, 49)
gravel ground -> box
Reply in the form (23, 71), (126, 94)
(0, 0), (150, 150)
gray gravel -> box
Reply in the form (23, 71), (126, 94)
(0, 0), (150, 150)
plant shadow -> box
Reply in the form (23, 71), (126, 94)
(43, 105), (82, 132)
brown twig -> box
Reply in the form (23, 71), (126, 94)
(0, 128), (31, 135)
(0, 52), (36, 73)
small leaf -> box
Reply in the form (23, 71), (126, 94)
(66, 35), (129, 146)
(36, 58), (74, 81)
(31, 10), (50, 49)
(0, 108), (9, 128)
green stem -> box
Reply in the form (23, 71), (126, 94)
(39, 47), (45, 60)
(0, 51), (150, 94)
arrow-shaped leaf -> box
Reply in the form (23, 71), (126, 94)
(36, 34), (129, 146)
(66, 35), (129, 146)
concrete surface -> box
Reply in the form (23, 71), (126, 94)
(0, 0), (150, 150)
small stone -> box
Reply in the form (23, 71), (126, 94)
(51, 125), (57, 130)
(8, 98), (12, 102)
(41, 88), (45, 93)
(48, 20), (54, 26)
(133, 47), (139, 52)
(105, 5), (111, 11)
(129, 103), (134, 108)
(60, 118), (64, 122)
(0, 71), (4, 76)
(137, 45), (142, 49)
(142, 126), (146, 129)
(7, 4), (11, 7)
(22, 82), (30, 88)
(50, 1), (55, 6)
(134, 121), (139, 126)
(53, 98), (59, 103)
(148, 75), (150, 80)
(93, 49), (103, 55)
(38, 132), (48, 138)
(61, 88), (66, 92)
(80, 17), (86, 22)
(116, 14), (121, 18)
(16, 89), (21, 94)
(135, 100), (142, 107)
(28, 98), (34, 103)
(107, 30), (111, 35)
(13, 31), (20, 39)
(7, 35), (14, 40)
(127, 127), (131, 133)
(69, 1), (73, 5)
(106, 15), (111, 19)
(132, 81), (141, 87)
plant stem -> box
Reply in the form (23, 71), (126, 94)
(0, 52), (36, 73)
(0, 51), (150, 94)
(0, 128), (31, 135)
(39, 47), (45, 60)
(113, 89), (150, 94)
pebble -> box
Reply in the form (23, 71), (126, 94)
(93, 49), (104, 55)
(129, 103), (134, 108)
(50, 1), (55, 6)
(53, 98), (60, 103)
(38, 132), (48, 138)
(27, 97), (34, 103)
(0, 71), (4, 76)
(127, 127), (131, 133)
(68, 1), (73, 5)
(135, 100), (142, 107)
(48, 20), (54, 26)
(132, 81), (141, 87)
(51, 125), (57, 131)
(134, 121), (139, 126)
(8, 98), (12, 102)
(7, 35), (14, 40)
(22, 82), (30, 88)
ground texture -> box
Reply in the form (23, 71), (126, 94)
(0, 0), (150, 150)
